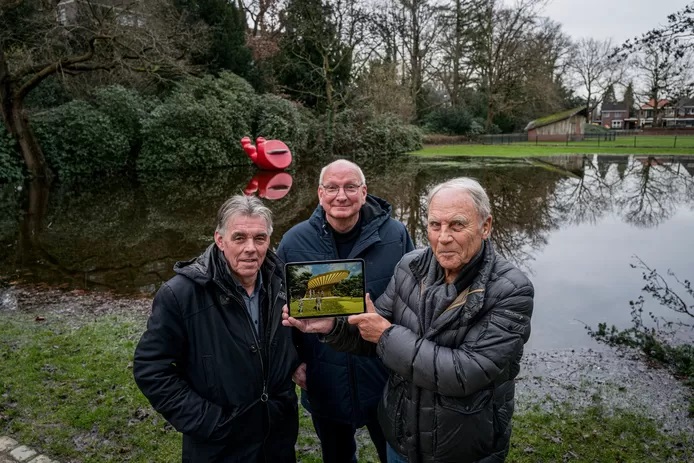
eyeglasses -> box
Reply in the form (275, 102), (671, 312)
(320, 183), (363, 196)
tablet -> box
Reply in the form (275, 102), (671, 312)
(284, 259), (366, 319)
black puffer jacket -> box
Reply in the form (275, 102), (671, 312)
(133, 245), (300, 462)
(326, 243), (533, 463)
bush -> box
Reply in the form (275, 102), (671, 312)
(32, 101), (130, 176)
(138, 73), (256, 171)
(253, 94), (312, 156)
(330, 108), (423, 161)
(423, 106), (474, 135)
(0, 126), (22, 183)
(23, 76), (72, 110)
(92, 86), (152, 154)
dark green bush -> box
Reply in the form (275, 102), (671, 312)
(0, 126), (23, 183)
(138, 73), (256, 171)
(23, 76), (72, 110)
(32, 101), (130, 176)
(92, 85), (152, 150)
(330, 108), (423, 161)
(253, 93), (312, 155)
(423, 106), (484, 136)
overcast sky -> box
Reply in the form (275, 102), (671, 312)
(542, 0), (692, 44)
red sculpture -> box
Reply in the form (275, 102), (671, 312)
(241, 137), (292, 170)
(243, 171), (293, 200)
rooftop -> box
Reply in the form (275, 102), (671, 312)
(525, 107), (588, 131)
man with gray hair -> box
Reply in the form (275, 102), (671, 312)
(134, 194), (300, 462)
(277, 159), (414, 463)
(283, 177), (534, 463)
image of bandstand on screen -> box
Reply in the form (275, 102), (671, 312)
(285, 260), (365, 319)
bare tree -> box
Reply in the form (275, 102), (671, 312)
(566, 37), (623, 121)
(630, 43), (690, 127)
(472, 0), (548, 130)
(432, 0), (484, 107)
(0, 0), (206, 179)
(237, 0), (284, 36)
(392, 0), (446, 119)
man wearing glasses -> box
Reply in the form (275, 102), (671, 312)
(277, 159), (414, 463)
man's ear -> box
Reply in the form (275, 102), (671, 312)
(214, 231), (224, 250)
(482, 215), (493, 239)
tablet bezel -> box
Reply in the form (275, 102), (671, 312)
(284, 258), (366, 319)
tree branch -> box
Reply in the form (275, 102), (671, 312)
(15, 36), (106, 99)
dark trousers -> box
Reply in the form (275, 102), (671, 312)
(311, 411), (387, 463)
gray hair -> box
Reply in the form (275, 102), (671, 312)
(215, 195), (273, 236)
(427, 177), (491, 225)
(318, 159), (366, 185)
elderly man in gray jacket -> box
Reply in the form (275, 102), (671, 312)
(283, 177), (534, 463)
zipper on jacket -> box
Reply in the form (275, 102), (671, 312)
(261, 277), (284, 457)
(228, 291), (268, 402)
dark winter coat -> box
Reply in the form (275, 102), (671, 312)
(275, 195), (414, 426)
(325, 243), (534, 463)
(133, 244), (300, 463)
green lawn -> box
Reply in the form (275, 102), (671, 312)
(290, 296), (364, 317)
(413, 138), (694, 157)
(0, 309), (691, 462)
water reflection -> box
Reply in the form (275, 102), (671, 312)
(551, 156), (694, 229)
(243, 171), (293, 200)
(1, 155), (693, 300)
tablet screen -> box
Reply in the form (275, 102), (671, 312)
(284, 259), (366, 319)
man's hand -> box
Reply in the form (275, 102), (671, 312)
(292, 362), (307, 390)
(347, 294), (391, 343)
(282, 304), (335, 333)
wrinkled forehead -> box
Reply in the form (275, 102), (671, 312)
(322, 165), (362, 183)
(428, 190), (480, 217)
(225, 213), (270, 234)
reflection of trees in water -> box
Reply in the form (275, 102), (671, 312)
(386, 160), (565, 271)
(0, 168), (322, 293)
(552, 156), (694, 229)
(551, 156), (612, 225)
(3, 155), (693, 294)
(361, 157), (428, 246)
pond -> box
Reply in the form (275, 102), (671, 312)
(1, 154), (693, 351)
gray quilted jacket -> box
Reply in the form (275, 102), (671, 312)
(325, 242), (533, 463)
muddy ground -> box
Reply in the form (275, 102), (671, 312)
(2, 285), (692, 443)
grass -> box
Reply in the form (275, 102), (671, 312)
(1, 310), (691, 462)
(413, 137), (694, 157)
(290, 297), (364, 317)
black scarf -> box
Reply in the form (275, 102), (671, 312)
(421, 241), (487, 331)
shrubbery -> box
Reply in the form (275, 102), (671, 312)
(330, 108), (423, 161)
(138, 72), (256, 171)
(32, 100), (130, 176)
(6, 71), (425, 180)
(0, 126), (22, 183)
(253, 93), (313, 157)
(423, 106), (485, 136)
(23, 76), (72, 110)
(92, 86), (152, 165)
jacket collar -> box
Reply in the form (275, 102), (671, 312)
(410, 241), (497, 334)
(174, 243), (283, 292)
(308, 194), (393, 257)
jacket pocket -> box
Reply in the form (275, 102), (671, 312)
(490, 310), (528, 335)
(434, 389), (495, 462)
